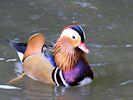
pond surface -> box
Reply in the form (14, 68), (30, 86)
(0, 0), (133, 100)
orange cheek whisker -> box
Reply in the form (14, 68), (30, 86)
(53, 38), (88, 72)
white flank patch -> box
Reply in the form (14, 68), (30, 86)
(0, 85), (21, 90)
(17, 51), (24, 62)
(78, 77), (92, 86)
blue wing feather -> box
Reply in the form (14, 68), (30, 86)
(43, 48), (57, 67)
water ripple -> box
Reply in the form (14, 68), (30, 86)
(0, 57), (5, 61)
(6, 58), (17, 62)
(0, 58), (17, 62)
(30, 15), (41, 20)
(89, 44), (133, 48)
(0, 85), (21, 90)
(73, 2), (98, 10)
(119, 80), (133, 86)
(90, 62), (108, 67)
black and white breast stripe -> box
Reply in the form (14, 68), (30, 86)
(52, 67), (69, 87)
(52, 67), (93, 87)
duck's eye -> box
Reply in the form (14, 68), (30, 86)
(72, 36), (76, 39)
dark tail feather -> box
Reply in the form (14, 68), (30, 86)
(7, 40), (27, 62)
(8, 40), (27, 54)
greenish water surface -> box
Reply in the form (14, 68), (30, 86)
(0, 0), (133, 100)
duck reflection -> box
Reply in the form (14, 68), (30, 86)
(23, 78), (92, 100)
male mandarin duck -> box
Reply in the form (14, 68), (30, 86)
(8, 25), (93, 87)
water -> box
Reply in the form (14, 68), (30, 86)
(0, 0), (133, 100)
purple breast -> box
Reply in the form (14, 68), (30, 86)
(63, 60), (93, 84)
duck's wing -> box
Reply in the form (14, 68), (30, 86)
(23, 33), (45, 59)
(9, 35), (57, 68)
(23, 33), (55, 84)
(43, 47), (57, 68)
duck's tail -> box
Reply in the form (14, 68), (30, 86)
(7, 33), (45, 84)
(9, 40), (27, 62)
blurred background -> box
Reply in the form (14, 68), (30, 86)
(0, 0), (133, 100)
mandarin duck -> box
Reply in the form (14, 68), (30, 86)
(8, 25), (93, 87)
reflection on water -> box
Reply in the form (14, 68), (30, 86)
(22, 79), (92, 100)
(0, 0), (133, 100)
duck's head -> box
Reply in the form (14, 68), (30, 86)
(53, 25), (89, 71)
(59, 25), (89, 53)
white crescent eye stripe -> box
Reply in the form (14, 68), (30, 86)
(61, 28), (81, 40)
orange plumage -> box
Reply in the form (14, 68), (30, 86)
(24, 33), (45, 59)
(53, 37), (88, 72)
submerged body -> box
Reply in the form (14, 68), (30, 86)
(10, 25), (93, 87)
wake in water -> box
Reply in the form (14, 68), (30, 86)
(0, 84), (21, 90)
(119, 80), (133, 86)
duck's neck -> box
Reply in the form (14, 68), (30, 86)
(53, 38), (88, 72)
